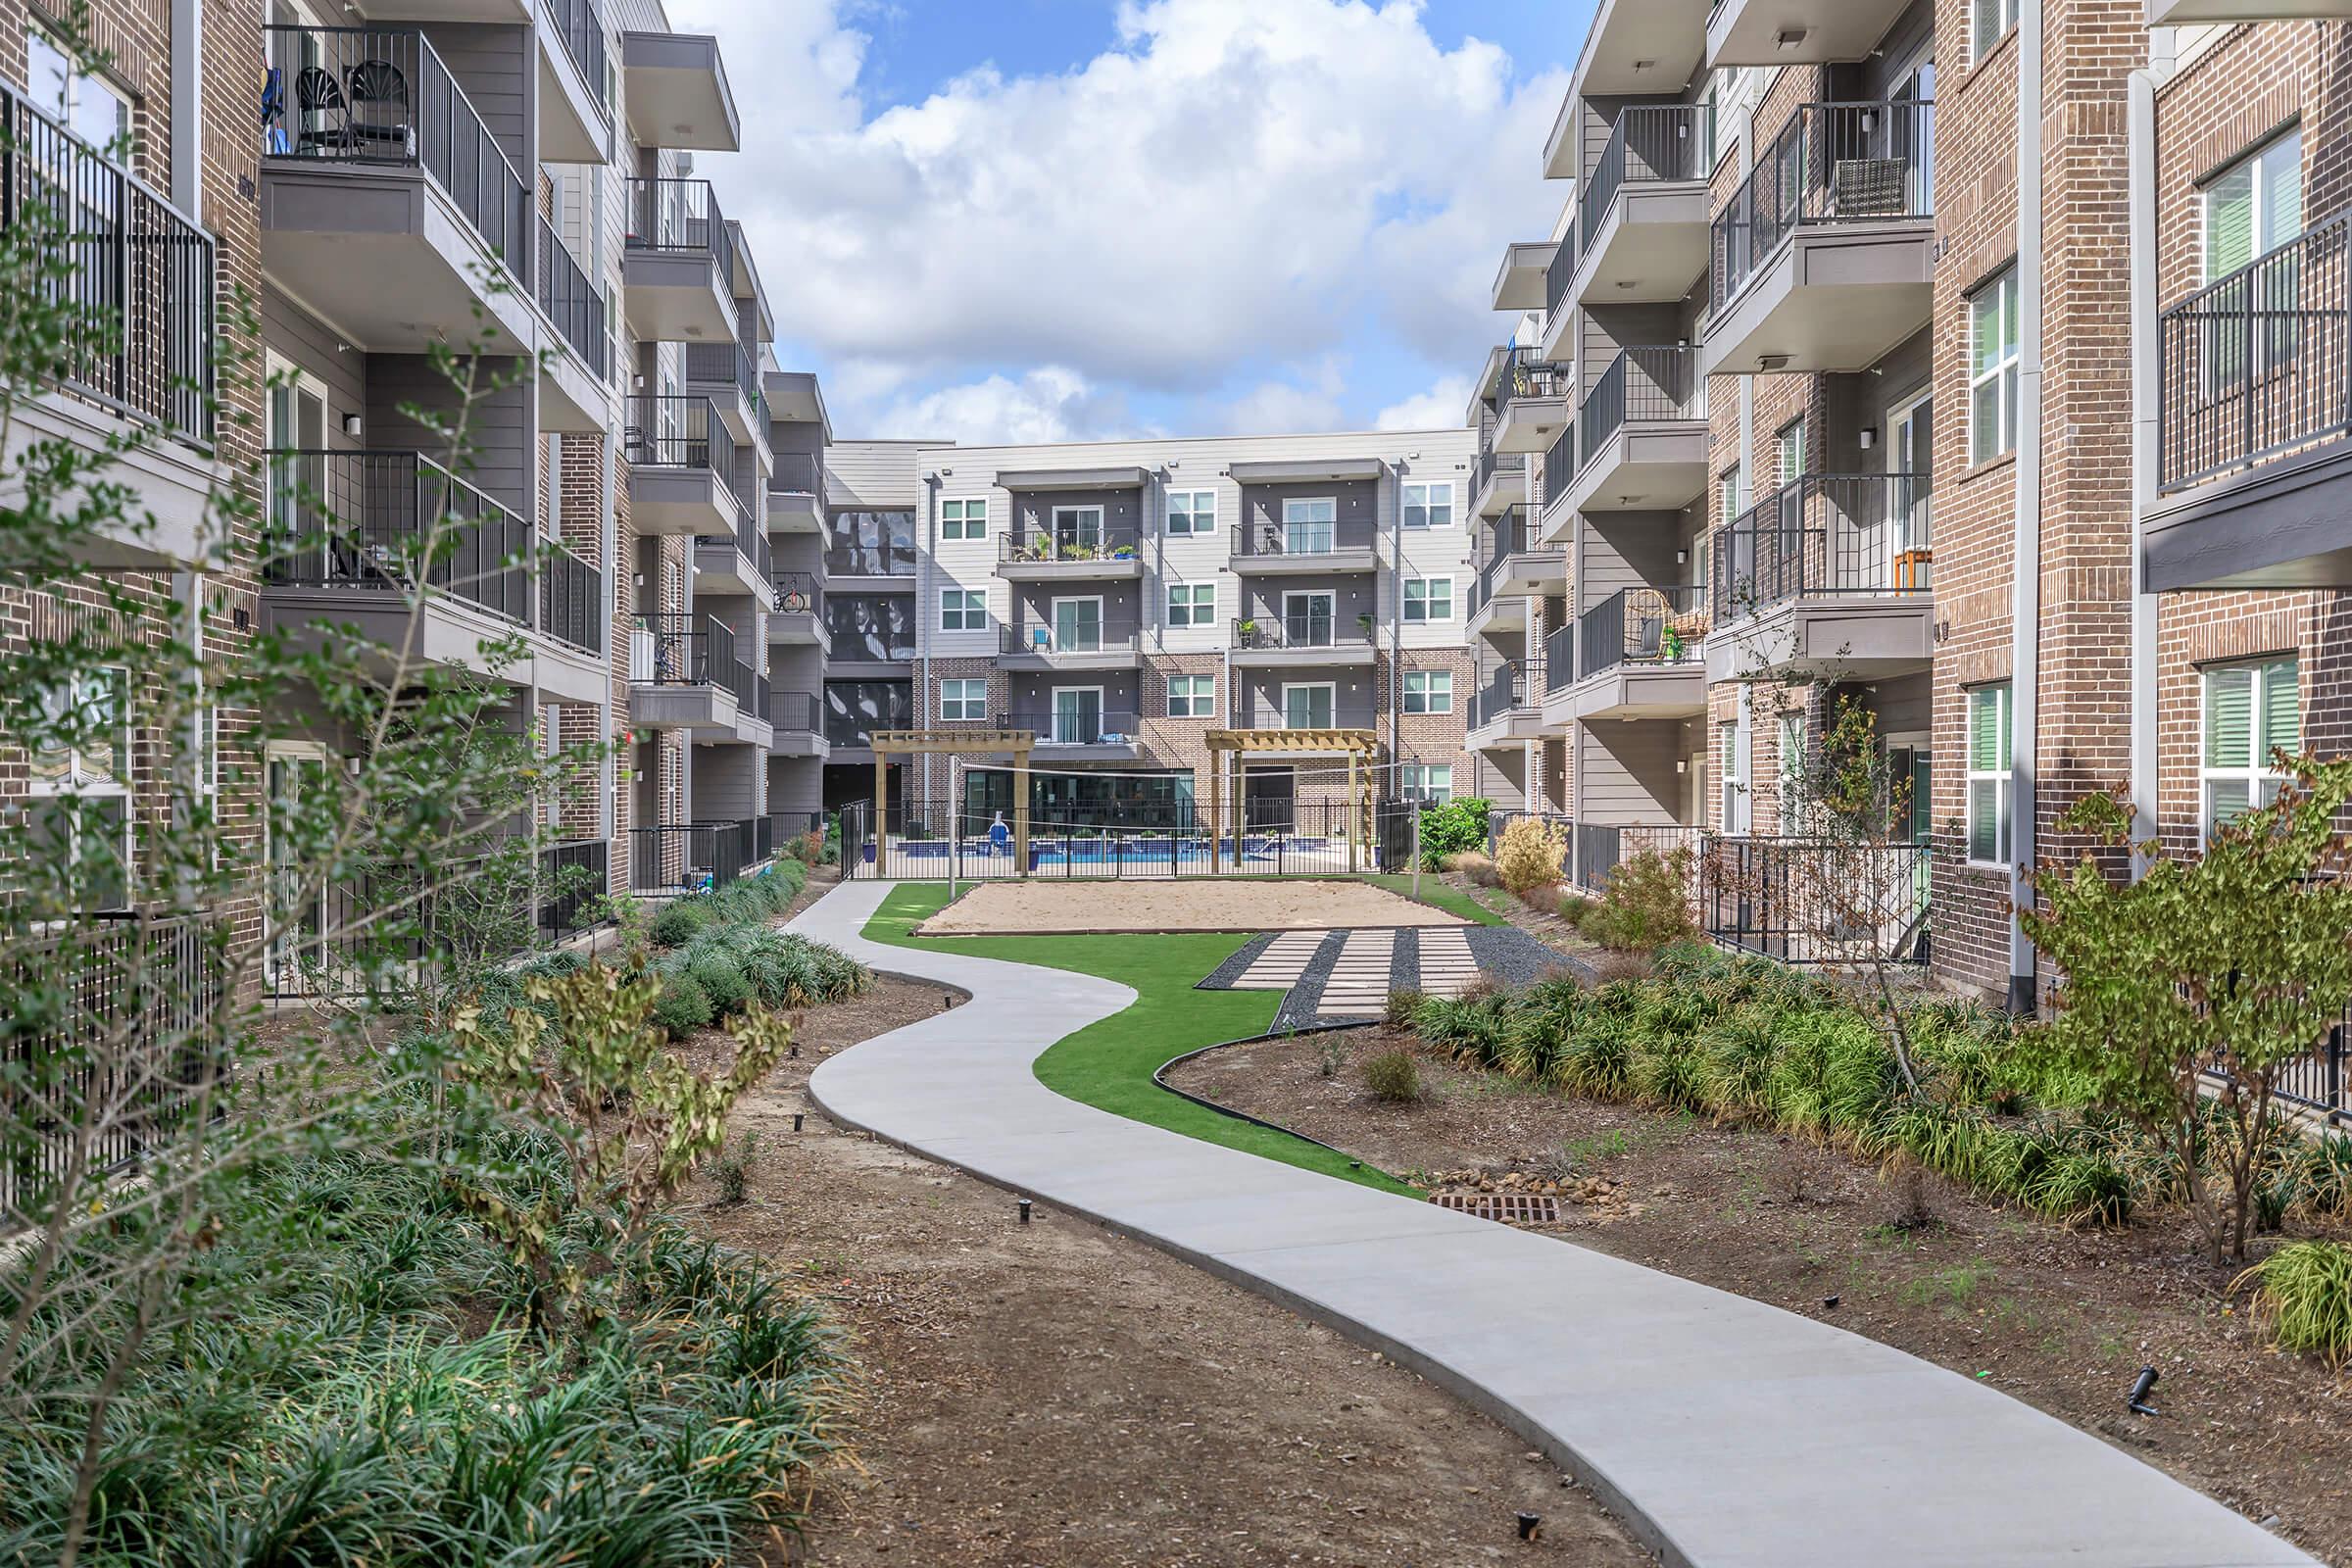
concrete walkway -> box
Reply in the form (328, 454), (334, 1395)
(796, 880), (2315, 1568)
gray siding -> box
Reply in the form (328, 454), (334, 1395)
(423, 24), (530, 174)
(365, 355), (532, 517)
(262, 288), (368, 446)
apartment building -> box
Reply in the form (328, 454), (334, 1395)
(808, 431), (1481, 831)
(1484, 0), (2352, 1009)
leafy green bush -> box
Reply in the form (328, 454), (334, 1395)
(1574, 848), (1698, 952)
(649, 900), (714, 949)
(1362, 1050), (1423, 1103)
(1418, 798), (1491, 870)
(651, 970), (714, 1036)
(689, 955), (753, 1017)
(2240, 1241), (2352, 1362)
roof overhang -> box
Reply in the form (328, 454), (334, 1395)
(1225, 458), (1388, 484)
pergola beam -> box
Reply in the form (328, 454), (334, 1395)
(1202, 727), (1381, 870)
(866, 730), (1036, 877)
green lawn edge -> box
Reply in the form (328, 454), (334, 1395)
(858, 884), (1419, 1195)
(1358, 872), (1508, 926)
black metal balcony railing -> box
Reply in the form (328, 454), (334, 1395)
(1231, 614), (1376, 653)
(751, 671), (769, 730)
(772, 570), (821, 618)
(543, 0), (610, 123)
(265, 449), (531, 625)
(1473, 506), (1537, 613)
(533, 214), (610, 381)
(995, 707), (1143, 745)
(767, 689), (819, 732)
(1491, 345), (1573, 416)
(1575, 823), (1705, 897)
(770, 450), (821, 496)
(1473, 443), (1526, 504)
(541, 539), (601, 656)
(539, 838), (607, 940)
(633, 610), (746, 702)
(709, 616), (753, 710)
(2158, 211), (2352, 493)
(1543, 423), (1577, 502)
(1001, 611), (1145, 657)
(1544, 227), (1579, 324)
(623, 176), (732, 280)
(1581, 346), (1701, 466)
(1001, 522), (1143, 564)
(1581, 585), (1707, 681)
(1240, 696), (1380, 731)
(1583, 103), (1713, 250)
(629, 819), (760, 896)
(686, 338), (757, 406)
(1711, 99), (1936, 316)
(1471, 662), (1539, 730)
(3, 79), (216, 448)
(699, 489), (763, 581)
(621, 394), (738, 496)
(1699, 836), (1931, 966)
(1710, 473), (1932, 627)
(265, 26), (527, 268)
(1232, 514), (1379, 561)
(1544, 622), (1575, 695)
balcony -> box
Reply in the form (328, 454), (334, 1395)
(769, 572), (827, 649)
(1575, 105), (1713, 305)
(261, 449), (605, 704)
(1230, 514), (1380, 575)
(1544, 0), (1712, 133)
(1468, 661), (1544, 749)
(622, 395), (738, 536)
(538, 0), (610, 164)
(259, 26), (529, 351)
(628, 612), (746, 736)
(997, 610), (1145, 671)
(996, 705), (1144, 760)
(0, 80), (218, 569)
(620, 29), (739, 152)
(1702, 100), (1936, 377)
(1539, 231), (1579, 360)
(1562, 585), (1708, 720)
(999, 520), (1145, 582)
(1705, 0), (1918, 67)
(1553, 346), (1709, 520)
(1698, 837), (1930, 967)
(767, 689), (827, 759)
(1488, 346), (1574, 454)
(1230, 614), (1379, 670)
(1705, 473), (1933, 682)
(621, 177), (734, 342)
(684, 338), (759, 443)
(2146, 212), (2352, 590)
(1471, 445), (1531, 519)
(628, 819), (763, 898)
(693, 494), (769, 598)
(534, 215), (609, 430)
(1237, 694), (1381, 735)
(1468, 506), (1566, 636)
(1492, 240), (1560, 312)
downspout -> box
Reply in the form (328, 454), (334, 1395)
(920, 473), (937, 813)
(2128, 31), (2176, 877)
(2008, 0), (2047, 1015)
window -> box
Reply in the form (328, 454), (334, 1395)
(1718, 464), (1746, 526)
(939, 678), (988, 722)
(1167, 490), (1216, 536)
(1778, 712), (1806, 829)
(939, 589), (987, 631)
(825, 509), (917, 575)
(2202, 657), (2298, 841)
(1402, 481), (1454, 530)
(1167, 674), (1216, 719)
(1403, 669), (1452, 714)
(941, 498), (987, 541)
(1718, 717), (1750, 834)
(1283, 497), (1337, 554)
(1966, 683), (2012, 865)
(1775, 419), (1805, 488)
(29, 28), (129, 151)
(1403, 576), (1453, 623)
(1167, 582), (1215, 627)
(1972, 0), (2018, 64)
(2205, 129), (2301, 282)
(23, 666), (131, 908)
(1970, 268), (2021, 465)
(1399, 764), (1453, 806)
(1283, 684), (1336, 729)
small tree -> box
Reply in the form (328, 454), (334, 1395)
(2018, 759), (2352, 1264)
(1495, 814), (1571, 897)
(1417, 797), (1492, 870)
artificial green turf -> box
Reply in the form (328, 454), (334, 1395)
(1360, 872), (1507, 926)
(861, 884), (1418, 1195)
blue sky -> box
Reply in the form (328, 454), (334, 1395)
(684, 0), (1596, 443)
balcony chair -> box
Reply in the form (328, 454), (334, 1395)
(346, 59), (412, 156)
(292, 67), (352, 155)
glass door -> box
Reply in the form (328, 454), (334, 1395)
(1283, 590), (1335, 648)
(1052, 506), (1104, 559)
(1053, 596), (1102, 653)
(1283, 683), (1335, 729)
(1891, 394), (1933, 589)
(1283, 498), (1336, 556)
(1053, 687), (1102, 745)
(1890, 53), (1936, 215)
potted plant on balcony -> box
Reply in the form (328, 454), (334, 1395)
(1356, 612), (1374, 640)
(1659, 624), (1685, 662)
(1110, 543), (1136, 560)
(1238, 617), (1259, 645)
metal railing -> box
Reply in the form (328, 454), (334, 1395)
(771, 569), (821, 618)
(1698, 836), (1930, 965)
(1470, 662), (1539, 729)
(1583, 103), (1713, 249)
(1491, 344), (1573, 417)
(709, 616), (752, 709)
(265, 449), (532, 624)
(1001, 611), (1145, 656)
(1581, 584), (1707, 680)
(632, 610), (737, 691)
(3, 79), (216, 448)
(1544, 621), (1575, 695)
(1710, 473), (1932, 627)
(1231, 614), (1377, 653)
(623, 175), (732, 280)
(1485, 810), (1574, 875)
(1545, 227), (1579, 324)
(768, 809), (824, 851)
(1473, 442), (1526, 504)
(1001, 522), (1143, 564)
(543, 0), (610, 120)
(1543, 424), (1577, 503)
(533, 213), (609, 381)
(1711, 99), (1935, 315)
(629, 819), (760, 896)
(1581, 346), (1702, 466)
(767, 689), (819, 732)
(621, 393), (737, 495)
(1575, 823), (1705, 896)
(2158, 210), (2352, 492)
(994, 707), (1143, 746)
(686, 338), (757, 406)
(541, 539), (601, 655)
(770, 450), (821, 496)
(264, 25), (526, 266)
(1237, 696), (1381, 731)
(1472, 506), (1541, 615)
(1233, 514), (1379, 562)
(539, 838), (607, 940)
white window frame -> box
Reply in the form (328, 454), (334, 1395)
(940, 497), (987, 541)
(939, 588), (987, 632)
(29, 25), (130, 151)
(1166, 489), (1216, 536)
(1777, 711), (1805, 831)
(1051, 594), (1104, 653)
(1399, 763), (1453, 806)
(1051, 504), (1105, 552)
(2203, 127), (2302, 284)
(1402, 480), (1454, 530)
(24, 666), (133, 908)
(1282, 496), (1338, 554)
(1281, 589), (1337, 647)
(1721, 699), (1752, 835)
(1049, 686), (1105, 745)
(2200, 657), (2298, 845)
(1966, 683), (2013, 867)
(1970, 267), (2021, 466)
(1402, 669), (1453, 714)
(1403, 575), (1453, 624)
(1972, 0), (2018, 65)
(1282, 682), (1337, 730)
(1775, 418), (1806, 488)
(939, 677), (988, 722)
(1166, 673), (1216, 719)
(1166, 581), (1215, 627)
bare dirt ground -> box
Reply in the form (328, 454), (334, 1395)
(679, 977), (1651, 1568)
(916, 877), (1469, 937)
(1168, 1025), (2352, 1566)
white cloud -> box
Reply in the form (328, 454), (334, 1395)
(673, 0), (1564, 440)
(1372, 373), (1473, 432)
(865, 366), (1150, 446)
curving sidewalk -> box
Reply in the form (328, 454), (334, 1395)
(797, 880), (2314, 1568)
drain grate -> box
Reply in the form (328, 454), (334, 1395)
(1429, 1192), (1560, 1226)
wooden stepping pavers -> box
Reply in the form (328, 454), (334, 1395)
(1416, 927), (1480, 998)
(1232, 929), (1326, 991)
(1317, 929), (1396, 1017)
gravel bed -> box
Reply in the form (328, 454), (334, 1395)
(1271, 930), (1352, 1032)
(1196, 931), (1280, 991)
(1465, 925), (1588, 989)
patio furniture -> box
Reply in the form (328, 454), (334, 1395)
(292, 65), (350, 154)
(346, 58), (411, 154)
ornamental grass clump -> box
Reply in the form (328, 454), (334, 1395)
(1362, 1050), (1424, 1103)
(2238, 1241), (2352, 1363)
(1494, 816), (1571, 898)
(1574, 848), (1699, 952)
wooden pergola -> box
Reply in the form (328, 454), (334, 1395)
(1203, 728), (1381, 874)
(867, 728), (1034, 877)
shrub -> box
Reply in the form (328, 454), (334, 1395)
(689, 955), (754, 1017)
(1362, 1050), (1423, 1103)
(1447, 851), (1500, 888)
(2240, 1241), (2352, 1362)
(649, 900), (713, 949)
(651, 971), (714, 1037)
(1418, 798), (1492, 869)
(793, 829), (825, 863)
(1575, 848), (1698, 952)
(1494, 816), (1571, 897)
(1384, 988), (1426, 1028)
(708, 1131), (762, 1204)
